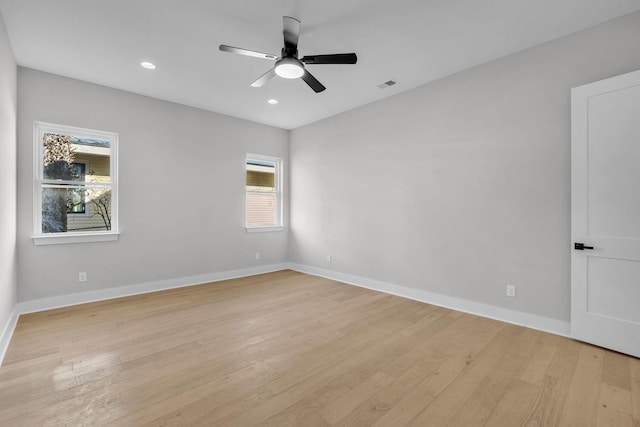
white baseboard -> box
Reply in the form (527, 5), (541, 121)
(0, 263), (288, 366)
(0, 264), (288, 366)
(0, 306), (19, 365)
(17, 263), (290, 315)
(287, 263), (571, 338)
(2, 262), (571, 366)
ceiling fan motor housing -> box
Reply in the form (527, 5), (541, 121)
(282, 46), (298, 58)
(275, 56), (304, 79)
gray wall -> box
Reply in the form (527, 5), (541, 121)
(17, 68), (289, 301)
(8, 11), (640, 325)
(0, 14), (17, 335)
(289, 12), (640, 322)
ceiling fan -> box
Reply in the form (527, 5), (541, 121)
(219, 16), (357, 93)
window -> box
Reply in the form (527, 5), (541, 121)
(246, 154), (283, 232)
(33, 122), (118, 245)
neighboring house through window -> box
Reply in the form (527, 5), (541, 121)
(33, 122), (119, 245)
(246, 154), (283, 232)
(68, 163), (86, 214)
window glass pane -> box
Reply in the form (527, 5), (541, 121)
(246, 192), (277, 226)
(42, 133), (111, 182)
(69, 188), (112, 232)
(245, 155), (281, 228)
(42, 187), (71, 233)
(246, 161), (275, 190)
(73, 135), (111, 181)
(42, 133), (111, 181)
(41, 187), (112, 233)
(42, 133), (75, 180)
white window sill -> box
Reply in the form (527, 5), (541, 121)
(32, 232), (120, 246)
(245, 226), (284, 233)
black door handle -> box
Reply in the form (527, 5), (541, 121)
(574, 242), (594, 250)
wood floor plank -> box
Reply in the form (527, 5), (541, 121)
(632, 360), (640, 424)
(519, 338), (558, 386)
(1, 270), (640, 426)
(595, 383), (633, 427)
(445, 327), (542, 426)
(602, 350), (632, 390)
(366, 319), (508, 426)
(405, 323), (523, 426)
(216, 302), (436, 426)
(484, 379), (542, 427)
(519, 337), (582, 426)
(557, 344), (604, 427)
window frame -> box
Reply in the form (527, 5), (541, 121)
(32, 121), (119, 245)
(245, 153), (284, 233)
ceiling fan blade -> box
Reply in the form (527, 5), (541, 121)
(301, 53), (358, 65)
(250, 68), (277, 88)
(219, 45), (279, 61)
(301, 70), (326, 93)
(283, 16), (301, 50)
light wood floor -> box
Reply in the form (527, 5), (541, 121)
(1, 270), (639, 426)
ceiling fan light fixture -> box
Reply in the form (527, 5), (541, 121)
(275, 57), (304, 79)
(220, 16), (355, 93)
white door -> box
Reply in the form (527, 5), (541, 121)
(571, 69), (640, 358)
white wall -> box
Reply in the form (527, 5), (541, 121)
(16, 68), (289, 301)
(290, 12), (640, 323)
(0, 13), (17, 353)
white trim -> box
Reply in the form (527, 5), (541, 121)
(32, 232), (120, 246)
(246, 226), (285, 233)
(0, 307), (19, 365)
(0, 263), (287, 365)
(16, 263), (289, 315)
(286, 263), (571, 337)
(570, 69), (640, 358)
(32, 121), (118, 239)
(1, 262), (572, 366)
(246, 153), (283, 228)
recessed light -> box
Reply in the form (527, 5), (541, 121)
(267, 99), (279, 105)
(140, 61), (156, 70)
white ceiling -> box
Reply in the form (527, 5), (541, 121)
(1, 0), (640, 129)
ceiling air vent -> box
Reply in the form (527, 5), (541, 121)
(377, 80), (397, 89)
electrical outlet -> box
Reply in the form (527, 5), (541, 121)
(255, 252), (260, 260)
(326, 255), (332, 263)
(506, 284), (516, 298)
(79, 272), (87, 283)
